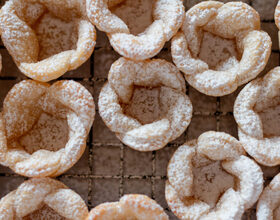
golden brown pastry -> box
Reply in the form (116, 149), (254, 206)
(0, 80), (95, 177)
(0, 0), (96, 82)
(166, 131), (263, 220)
(98, 57), (192, 151)
(0, 178), (88, 220)
(87, 0), (184, 60)
(87, 194), (168, 220)
(172, 1), (271, 96)
(234, 67), (280, 166)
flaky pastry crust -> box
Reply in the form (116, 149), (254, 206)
(166, 131), (263, 220)
(87, 0), (184, 60)
(0, 80), (95, 177)
(98, 57), (192, 151)
(172, 1), (271, 96)
(234, 67), (280, 166)
(0, 0), (96, 82)
(257, 173), (280, 220)
(0, 178), (88, 220)
(87, 194), (168, 220)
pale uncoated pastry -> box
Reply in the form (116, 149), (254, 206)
(257, 173), (280, 220)
(166, 131), (263, 220)
(87, 194), (168, 220)
(234, 67), (280, 166)
(0, 178), (88, 220)
(0, 0), (96, 82)
(171, 1), (271, 96)
(87, 0), (184, 60)
(98, 57), (193, 151)
(0, 80), (95, 177)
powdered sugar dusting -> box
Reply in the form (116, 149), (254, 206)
(166, 132), (263, 219)
(99, 58), (192, 151)
(111, 0), (153, 35)
(198, 31), (239, 71)
(19, 113), (69, 154)
(33, 13), (78, 60)
(172, 1), (271, 96)
(122, 87), (163, 125)
(0, 178), (88, 219)
(234, 67), (280, 166)
(87, 0), (184, 60)
(0, 0), (96, 82)
(193, 160), (235, 209)
(0, 80), (95, 177)
(88, 194), (168, 220)
(257, 173), (280, 219)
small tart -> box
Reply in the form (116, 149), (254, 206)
(87, 194), (168, 220)
(0, 0), (96, 82)
(166, 131), (263, 220)
(87, 0), (184, 60)
(0, 178), (88, 220)
(98, 57), (192, 151)
(171, 1), (271, 96)
(234, 66), (280, 166)
(0, 80), (95, 177)
(257, 173), (280, 220)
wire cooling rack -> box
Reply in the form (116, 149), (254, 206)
(0, 0), (280, 219)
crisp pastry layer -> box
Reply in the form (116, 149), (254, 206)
(87, 194), (168, 220)
(98, 57), (193, 151)
(257, 173), (280, 220)
(0, 80), (95, 177)
(171, 1), (271, 96)
(0, 0), (96, 82)
(166, 131), (263, 220)
(234, 66), (280, 166)
(87, 0), (184, 60)
(0, 178), (88, 220)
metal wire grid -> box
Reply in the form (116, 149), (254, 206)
(0, 0), (280, 219)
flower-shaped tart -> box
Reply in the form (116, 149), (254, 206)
(166, 131), (263, 220)
(0, 80), (95, 177)
(172, 1), (271, 96)
(0, 0), (96, 82)
(87, 0), (184, 60)
(234, 67), (280, 166)
(0, 178), (88, 219)
(87, 194), (168, 220)
(98, 57), (192, 151)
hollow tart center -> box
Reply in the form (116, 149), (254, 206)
(122, 86), (165, 125)
(198, 31), (239, 71)
(258, 102), (280, 138)
(192, 154), (236, 209)
(18, 112), (69, 154)
(23, 205), (65, 220)
(110, 0), (153, 35)
(32, 11), (78, 61)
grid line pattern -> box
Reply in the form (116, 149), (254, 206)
(0, 0), (280, 219)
